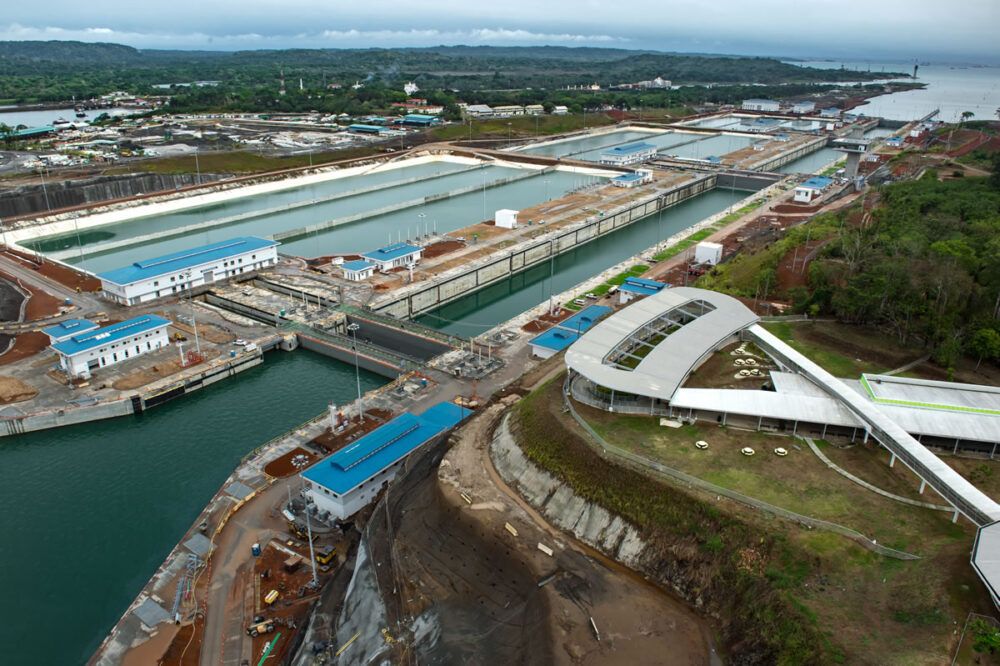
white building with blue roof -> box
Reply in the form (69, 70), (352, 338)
(361, 242), (422, 272)
(340, 259), (376, 282)
(51, 314), (171, 378)
(301, 402), (470, 521)
(599, 142), (658, 167)
(97, 236), (280, 306)
(529, 305), (612, 359)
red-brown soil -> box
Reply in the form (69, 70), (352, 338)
(1, 249), (101, 291)
(0, 331), (50, 365)
(263, 447), (318, 478)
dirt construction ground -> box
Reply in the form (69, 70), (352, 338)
(386, 399), (719, 665)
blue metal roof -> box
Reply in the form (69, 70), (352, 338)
(362, 242), (421, 263)
(97, 236), (278, 285)
(603, 142), (657, 156)
(560, 305), (612, 333)
(401, 114), (440, 125)
(801, 176), (833, 189)
(52, 314), (171, 356)
(530, 327), (580, 351)
(43, 319), (98, 340)
(620, 277), (667, 296)
(348, 124), (386, 133)
(341, 260), (375, 272)
(302, 402), (470, 495)
(613, 172), (645, 183)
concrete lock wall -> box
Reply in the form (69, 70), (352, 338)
(296, 334), (401, 378)
(373, 176), (715, 319)
(753, 136), (828, 172)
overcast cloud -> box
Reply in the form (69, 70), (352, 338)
(2, 0), (998, 62)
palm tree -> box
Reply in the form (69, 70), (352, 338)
(960, 110), (975, 125)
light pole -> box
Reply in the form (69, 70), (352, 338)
(347, 323), (365, 422)
(543, 179), (550, 201)
(182, 271), (201, 355)
(417, 212), (426, 239)
(194, 152), (201, 185)
(38, 167), (51, 211)
(507, 122), (512, 146)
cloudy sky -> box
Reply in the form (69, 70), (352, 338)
(3, 0), (998, 62)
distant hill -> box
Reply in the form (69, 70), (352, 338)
(0, 40), (906, 105)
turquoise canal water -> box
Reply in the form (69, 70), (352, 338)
(777, 146), (843, 174)
(34, 164), (602, 272)
(0, 350), (385, 665)
(418, 188), (747, 336)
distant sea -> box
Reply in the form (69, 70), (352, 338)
(0, 106), (138, 129)
(793, 60), (1000, 123)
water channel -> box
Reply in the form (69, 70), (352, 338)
(0, 351), (385, 665)
(418, 188), (748, 336)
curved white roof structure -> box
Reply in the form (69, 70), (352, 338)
(565, 287), (758, 401)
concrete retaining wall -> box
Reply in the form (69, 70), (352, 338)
(490, 413), (647, 568)
(297, 334), (401, 378)
(374, 175), (715, 319)
(751, 136), (829, 172)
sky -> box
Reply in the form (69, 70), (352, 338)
(2, 0), (998, 63)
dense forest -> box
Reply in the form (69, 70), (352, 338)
(0, 41), (903, 105)
(703, 170), (1000, 369)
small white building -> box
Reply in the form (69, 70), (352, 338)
(793, 176), (834, 203)
(361, 242), (422, 272)
(611, 170), (653, 188)
(492, 105), (525, 117)
(403, 81), (420, 96)
(51, 314), (171, 379)
(552, 105), (569, 115)
(694, 241), (724, 266)
(791, 101), (816, 115)
(341, 260), (376, 282)
(742, 99), (780, 112)
(495, 209), (519, 229)
(524, 104), (545, 115)
(98, 236), (280, 306)
(301, 403), (469, 521)
(599, 142), (658, 166)
(464, 104), (494, 118)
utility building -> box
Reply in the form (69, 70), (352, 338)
(98, 236), (279, 306)
(341, 260), (376, 282)
(43, 319), (98, 345)
(793, 176), (834, 203)
(301, 403), (470, 521)
(742, 99), (781, 112)
(361, 242), (422, 272)
(495, 209), (519, 229)
(51, 314), (171, 379)
(599, 142), (657, 166)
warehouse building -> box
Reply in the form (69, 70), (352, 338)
(611, 170), (653, 188)
(599, 142), (658, 166)
(301, 402), (470, 520)
(742, 99), (781, 112)
(51, 314), (171, 379)
(98, 236), (280, 306)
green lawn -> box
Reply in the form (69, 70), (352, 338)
(762, 321), (884, 378)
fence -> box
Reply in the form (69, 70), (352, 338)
(560, 376), (920, 560)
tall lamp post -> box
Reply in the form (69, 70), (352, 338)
(182, 270), (201, 355)
(347, 323), (365, 422)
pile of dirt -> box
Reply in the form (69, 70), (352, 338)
(420, 239), (465, 260)
(264, 447), (317, 478)
(1, 250), (101, 292)
(521, 307), (572, 333)
(0, 331), (50, 365)
(111, 348), (221, 391)
(0, 375), (37, 403)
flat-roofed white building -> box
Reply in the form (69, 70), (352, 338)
(98, 236), (280, 306)
(341, 260), (376, 281)
(495, 209), (519, 229)
(791, 101), (816, 115)
(51, 314), (171, 378)
(742, 99), (781, 112)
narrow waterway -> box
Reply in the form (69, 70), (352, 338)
(418, 189), (747, 336)
(0, 350), (385, 666)
(777, 146), (843, 174)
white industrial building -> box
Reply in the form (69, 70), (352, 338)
(43, 319), (98, 344)
(791, 101), (816, 115)
(599, 142), (658, 166)
(611, 170), (653, 188)
(463, 104), (494, 118)
(742, 99), (781, 112)
(495, 209), (519, 229)
(51, 314), (171, 379)
(360, 242), (422, 272)
(793, 176), (834, 203)
(301, 403), (469, 521)
(97, 236), (280, 306)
